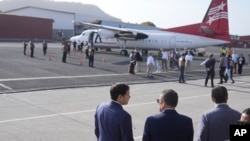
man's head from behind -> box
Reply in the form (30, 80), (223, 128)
(110, 83), (130, 105)
(158, 89), (178, 112)
(240, 108), (250, 125)
(211, 86), (228, 104)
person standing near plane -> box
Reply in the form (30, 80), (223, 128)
(147, 53), (155, 78)
(231, 50), (238, 74)
(162, 49), (169, 72)
(218, 53), (227, 84)
(237, 54), (245, 74)
(72, 40), (77, 52)
(156, 49), (162, 73)
(62, 41), (69, 63)
(205, 54), (215, 87)
(85, 41), (89, 59)
(23, 41), (28, 56)
(220, 46), (227, 56)
(29, 40), (35, 58)
(129, 51), (136, 74)
(88, 48), (95, 67)
(134, 48), (143, 72)
(185, 51), (193, 71)
(178, 54), (186, 83)
(225, 55), (235, 83)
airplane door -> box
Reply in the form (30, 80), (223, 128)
(169, 37), (176, 48)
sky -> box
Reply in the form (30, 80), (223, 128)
(5, 0), (250, 35)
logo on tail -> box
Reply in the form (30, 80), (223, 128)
(201, 0), (229, 35)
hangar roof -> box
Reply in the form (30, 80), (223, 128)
(4, 6), (75, 15)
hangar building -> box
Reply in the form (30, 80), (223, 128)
(4, 6), (75, 40)
(0, 14), (53, 40)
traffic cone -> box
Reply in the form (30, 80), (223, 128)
(79, 59), (83, 65)
(102, 56), (106, 62)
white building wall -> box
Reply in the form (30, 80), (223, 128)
(5, 7), (75, 30)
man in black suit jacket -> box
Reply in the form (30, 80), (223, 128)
(205, 54), (216, 87)
(142, 89), (194, 141)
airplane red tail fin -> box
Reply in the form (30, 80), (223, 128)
(201, 0), (229, 35)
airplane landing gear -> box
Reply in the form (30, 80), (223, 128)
(120, 50), (128, 56)
(106, 48), (112, 52)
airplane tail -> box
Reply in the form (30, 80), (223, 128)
(164, 0), (231, 41)
(200, 0), (229, 35)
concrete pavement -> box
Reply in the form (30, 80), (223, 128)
(0, 76), (249, 141)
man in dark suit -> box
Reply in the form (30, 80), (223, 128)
(197, 86), (241, 141)
(142, 89), (194, 141)
(205, 54), (216, 87)
(95, 83), (134, 141)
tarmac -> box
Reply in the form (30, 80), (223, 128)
(0, 42), (250, 141)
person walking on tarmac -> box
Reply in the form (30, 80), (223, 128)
(218, 53), (227, 84)
(42, 40), (48, 55)
(30, 40), (35, 58)
(23, 41), (28, 56)
(205, 54), (216, 87)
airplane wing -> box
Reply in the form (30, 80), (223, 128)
(73, 21), (148, 40)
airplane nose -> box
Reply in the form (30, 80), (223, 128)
(70, 37), (74, 42)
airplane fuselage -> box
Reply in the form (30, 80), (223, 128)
(92, 30), (229, 50)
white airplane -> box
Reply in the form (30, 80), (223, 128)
(70, 0), (231, 56)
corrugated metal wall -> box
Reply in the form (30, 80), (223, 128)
(0, 14), (53, 40)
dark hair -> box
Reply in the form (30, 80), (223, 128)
(110, 83), (129, 101)
(161, 89), (178, 107)
(242, 108), (250, 115)
(211, 86), (228, 103)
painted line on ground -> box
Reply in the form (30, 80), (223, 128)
(0, 94), (209, 124)
(0, 73), (129, 82)
(0, 83), (12, 90)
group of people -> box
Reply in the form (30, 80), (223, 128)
(95, 84), (249, 141)
(62, 40), (95, 67)
(128, 48), (193, 80)
(23, 40), (48, 58)
(204, 46), (246, 87)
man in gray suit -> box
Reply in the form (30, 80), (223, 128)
(142, 89), (194, 141)
(197, 86), (241, 141)
(95, 83), (134, 141)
